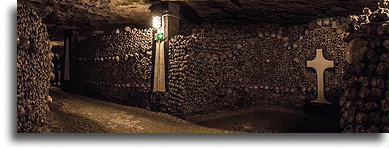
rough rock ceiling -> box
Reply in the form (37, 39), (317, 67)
(22, 0), (378, 40)
(23, 0), (153, 40)
(184, 0), (377, 24)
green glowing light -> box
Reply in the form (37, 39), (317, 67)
(155, 33), (164, 40)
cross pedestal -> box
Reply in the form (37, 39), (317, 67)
(306, 49), (334, 104)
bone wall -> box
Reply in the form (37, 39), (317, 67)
(164, 19), (349, 118)
(71, 28), (153, 107)
(17, 2), (53, 133)
(68, 6), (385, 127)
(340, 0), (388, 133)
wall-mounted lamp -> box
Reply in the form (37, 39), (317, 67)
(152, 16), (162, 29)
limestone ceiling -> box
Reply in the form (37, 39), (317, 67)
(22, 0), (378, 40)
(184, 0), (377, 24)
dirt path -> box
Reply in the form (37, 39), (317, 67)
(48, 87), (230, 133)
(47, 87), (340, 133)
(190, 108), (340, 133)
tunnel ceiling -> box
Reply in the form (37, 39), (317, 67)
(23, 0), (378, 40)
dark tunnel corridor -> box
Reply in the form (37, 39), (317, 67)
(16, 0), (388, 134)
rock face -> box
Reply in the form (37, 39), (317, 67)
(23, 0), (377, 40)
(340, 0), (388, 133)
(17, 2), (53, 133)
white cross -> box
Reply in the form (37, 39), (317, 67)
(306, 49), (334, 104)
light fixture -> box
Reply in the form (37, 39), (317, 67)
(152, 16), (162, 29)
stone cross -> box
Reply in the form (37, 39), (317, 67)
(306, 49), (334, 104)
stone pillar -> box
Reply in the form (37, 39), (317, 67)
(62, 30), (78, 90)
(150, 2), (180, 111)
(151, 2), (180, 92)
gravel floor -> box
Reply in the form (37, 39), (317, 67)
(47, 87), (340, 133)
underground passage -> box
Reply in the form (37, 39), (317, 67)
(17, 0), (388, 133)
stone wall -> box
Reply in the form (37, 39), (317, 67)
(340, 0), (388, 133)
(164, 18), (349, 118)
(71, 28), (153, 107)
(17, 2), (53, 132)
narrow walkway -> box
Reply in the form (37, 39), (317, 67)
(48, 87), (230, 133)
(48, 87), (339, 133)
(190, 109), (340, 133)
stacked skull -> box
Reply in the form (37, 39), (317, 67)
(165, 22), (348, 118)
(341, 0), (388, 133)
(295, 17), (349, 103)
(17, 2), (53, 133)
(73, 27), (153, 107)
(166, 25), (254, 117)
